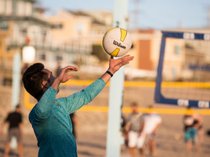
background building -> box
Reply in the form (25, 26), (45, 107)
(47, 10), (112, 68)
(128, 28), (210, 80)
(1, 0), (210, 82)
(0, 0), (59, 85)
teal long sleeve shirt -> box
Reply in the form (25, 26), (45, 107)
(29, 78), (106, 157)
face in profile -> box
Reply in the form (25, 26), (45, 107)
(40, 69), (55, 91)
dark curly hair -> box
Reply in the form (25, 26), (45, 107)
(22, 63), (48, 101)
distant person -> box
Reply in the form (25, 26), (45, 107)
(0, 105), (23, 157)
(138, 107), (162, 156)
(70, 112), (77, 139)
(193, 114), (204, 146)
(22, 55), (133, 157)
(121, 111), (128, 147)
(120, 104), (128, 148)
(183, 112), (200, 152)
(125, 102), (143, 157)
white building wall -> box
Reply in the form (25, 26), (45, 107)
(5, 0), (12, 15)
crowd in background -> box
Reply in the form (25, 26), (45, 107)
(0, 101), (207, 157)
(121, 103), (205, 157)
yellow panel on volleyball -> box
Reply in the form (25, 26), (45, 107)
(102, 27), (132, 57)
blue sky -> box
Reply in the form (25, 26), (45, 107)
(38, 0), (210, 29)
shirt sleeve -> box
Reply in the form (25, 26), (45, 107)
(32, 87), (57, 120)
(58, 78), (106, 114)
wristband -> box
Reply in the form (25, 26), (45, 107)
(106, 70), (113, 77)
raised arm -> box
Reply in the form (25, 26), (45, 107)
(54, 55), (134, 113)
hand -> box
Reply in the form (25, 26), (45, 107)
(56, 66), (78, 83)
(108, 55), (134, 74)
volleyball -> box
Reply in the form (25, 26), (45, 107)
(102, 27), (132, 57)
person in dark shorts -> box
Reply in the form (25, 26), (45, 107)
(125, 102), (143, 157)
(1, 105), (23, 157)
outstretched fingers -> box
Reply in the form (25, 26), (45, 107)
(63, 66), (78, 72)
(57, 66), (78, 83)
(116, 55), (134, 67)
(60, 66), (78, 75)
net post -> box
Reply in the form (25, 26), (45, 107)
(106, 0), (128, 157)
